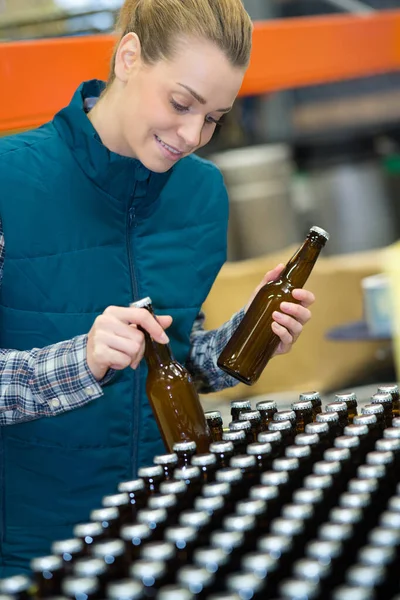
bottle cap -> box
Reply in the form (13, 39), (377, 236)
(316, 411), (339, 423)
(250, 484), (279, 501)
(304, 474), (333, 490)
(165, 525), (197, 544)
(191, 453), (217, 467)
(279, 578), (320, 599)
(257, 534), (292, 556)
(362, 403), (384, 415)
(246, 442), (272, 456)
(137, 508), (167, 528)
(292, 488), (323, 505)
(157, 587), (195, 600)
(353, 414), (377, 426)
(215, 468), (242, 483)
(268, 420), (293, 432)
(323, 447), (351, 462)
(202, 481), (230, 497)
(376, 438), (400, 452)
(118, 479), (145, 493)
(357, 464), (386, 480)
(73, 558), (107, 577)
(273, 410), (296, 423)
(131, 297), (152, 309)
(0, 576), (31, 595)
(148, 493), (177, 510)
(295, 433), (319, 446)
(291, 400), (313, 411)
(107, 579), (144, 600)
(318, 523), (352, 542)
(239, 410), (261, 422)
(393, 417), (400, 427)
(223, 514), (256, 532)
(204, 410), (222, 421)
(258, 431), (282, 444)
(358, 544), (395, 566)
(346, 564), (385, 587)
(343, 424), (369, 437)
(230, 455), (256, 469)
(309, 225), (330, 240)
(120, 523), (152, 542)
(52, 538), (84, 556)
(90, 507), (119, 523)
(229, 420), (251, 432)
(222, 431), (246, 443)
(179, 510), (210, 529)
(241, 552), (278, 577)
(282, 503), (314, 521)
(299, 391), (321, 403)
(196, 495), (225, 516)
(330, 507), (363, 525)
(177, 566), (214, 590)
(326, 401), (347, 413)
(339, 492), (370, 509)
(384, 427), (400, 439)
(91, 539), (124, 559)
(272, 457), (299, 471)
(226, 573), (263, 594)
(141, 541), (175, 562)
(209, 441), (234, 454)
(256, 400), (277, 410)
(293, 558), (330, 581)
(62, 577), (98, 597)
(335, 392), (357, 404)
(160, 479), (187, 495)
(371, 392), (392, 406)
(231, 400), (251, 409)
(102, 492), (130, 508)
(388, 496), (400, 512)
(73, 522), (103, 539)
(305, 422), (329, 435)
(368, 526), (400, 547)
(174, 466), (201, 481)
(332, 586), (374, 600)
(173, 441), (197, 452)
(236, 499), (267, 517)
(334, 435), (360, 449)
(286, 445), (312, 459)
(130, 559), (166, 581)
(313, 460), (341, 476)
(261, 470), (289, 486)
(154, 453), (179, 466)
(378, 383), (399, 394)
(379, 510), (400, 529)
(366, 450), (394, 466)
(348, 478), (378, 494)
(137, 466), (164, 479)
(271, 518), (304, 537)
(193, 547), (230, 570)
(210, 530), (244, 551)
(306, 540), (342, 561)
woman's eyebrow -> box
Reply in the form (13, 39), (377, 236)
(177, 83), (232, 112)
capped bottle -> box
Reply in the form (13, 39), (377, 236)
(131, 297), (210, 452)
(217, 226), (329, 385)
(299, 391), (322, 418)
(154, 453), (179, 480)
(291, 400), (313, 434)
(335, 392), (358, 423)
(255, 400), (277, 430)
(0, 576), (32, 600)
(30, 555), (65, 597)
(378, 383), (400, 418)
(230, 400), (251, 422)
(204, 411), (224, 442)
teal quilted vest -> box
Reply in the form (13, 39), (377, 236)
(0, 80), (228, 576)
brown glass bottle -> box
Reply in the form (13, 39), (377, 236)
(335, 392), (358, 423)
(378, 383), (400, 419)
(217, 226), (329, 385)
(371, 392), (393, 428)
(255, 400), (277, 431)
(0, 576), (32, 600)
(30, 556), (65, 598)
(291, 400), (313, 433)
(299, 391), (322, 419)
(132, 297), (211, 452)
(230, 400), (252, 422)
(204, 411), (224, 442)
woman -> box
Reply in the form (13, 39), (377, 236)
(0, 0), (314, 575)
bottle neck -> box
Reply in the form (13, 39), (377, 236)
(144, 335), (174, 369)
(281, 235), (325, 287)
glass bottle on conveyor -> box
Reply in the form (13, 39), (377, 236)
(131, 297), (211, 453)
(217, 226), (329, 385)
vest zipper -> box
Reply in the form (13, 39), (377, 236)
(127, 199), (141, 477)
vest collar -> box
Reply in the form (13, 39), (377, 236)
(53, 79), (172, 201)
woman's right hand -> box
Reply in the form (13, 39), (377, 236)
(86, 305), (173, 381)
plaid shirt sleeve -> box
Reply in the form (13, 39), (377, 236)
(0, 220), (112, 426)
(186, 309), (245, 394)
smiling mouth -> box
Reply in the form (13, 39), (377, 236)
(155, 135), (183, 155)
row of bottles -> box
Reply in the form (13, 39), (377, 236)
(1, 385), (399, 599)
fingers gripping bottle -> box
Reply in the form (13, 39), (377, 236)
(131, 297), (211, 452)
(217, 226), (329, 385)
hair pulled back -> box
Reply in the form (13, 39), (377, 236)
(108, 0), (252, 82)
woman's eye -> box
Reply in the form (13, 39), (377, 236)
(205, 116), (219, 125)
(171, 99), (189, 113)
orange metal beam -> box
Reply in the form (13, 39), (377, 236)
(1, 11), (400, 132)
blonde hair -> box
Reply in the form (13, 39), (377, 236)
(108, 0), (252, 82)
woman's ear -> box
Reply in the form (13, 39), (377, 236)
(114, 32), (142, 82)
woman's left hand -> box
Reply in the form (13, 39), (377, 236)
(246, 264), (316, 358)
